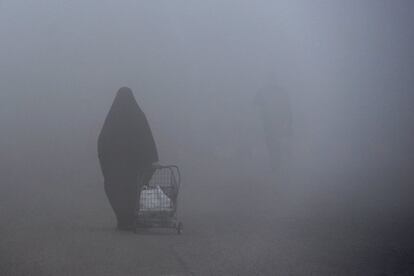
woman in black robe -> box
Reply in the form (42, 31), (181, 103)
(98, 87), (158, 230)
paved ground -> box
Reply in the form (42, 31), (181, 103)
(1, 173), (414, 276)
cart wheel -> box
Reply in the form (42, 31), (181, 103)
(176, 222), (183, 235)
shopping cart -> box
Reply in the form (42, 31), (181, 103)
(134, 164), (183, 234)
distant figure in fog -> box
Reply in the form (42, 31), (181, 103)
(98, 87), (158, 230)
(255, 85), (292, 174)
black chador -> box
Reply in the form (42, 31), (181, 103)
(98, 87), (158, 229)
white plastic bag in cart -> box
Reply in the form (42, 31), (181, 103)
(139, 186), (172, 211)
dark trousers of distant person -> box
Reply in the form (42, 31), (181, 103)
(265, 135), (291, 179)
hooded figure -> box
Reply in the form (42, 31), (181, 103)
(98, 87), (158, 229)
(255, 85), (292, 174)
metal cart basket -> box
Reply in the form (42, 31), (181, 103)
(134, 164), (182, 234)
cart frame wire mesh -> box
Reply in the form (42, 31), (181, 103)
(134, 165), (182, 234)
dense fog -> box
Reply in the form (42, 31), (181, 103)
(1, 1), (413, 275)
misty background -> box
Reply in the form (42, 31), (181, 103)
(0, 1), (413, 275)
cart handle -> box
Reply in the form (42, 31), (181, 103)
(151, 164), (181, 187)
